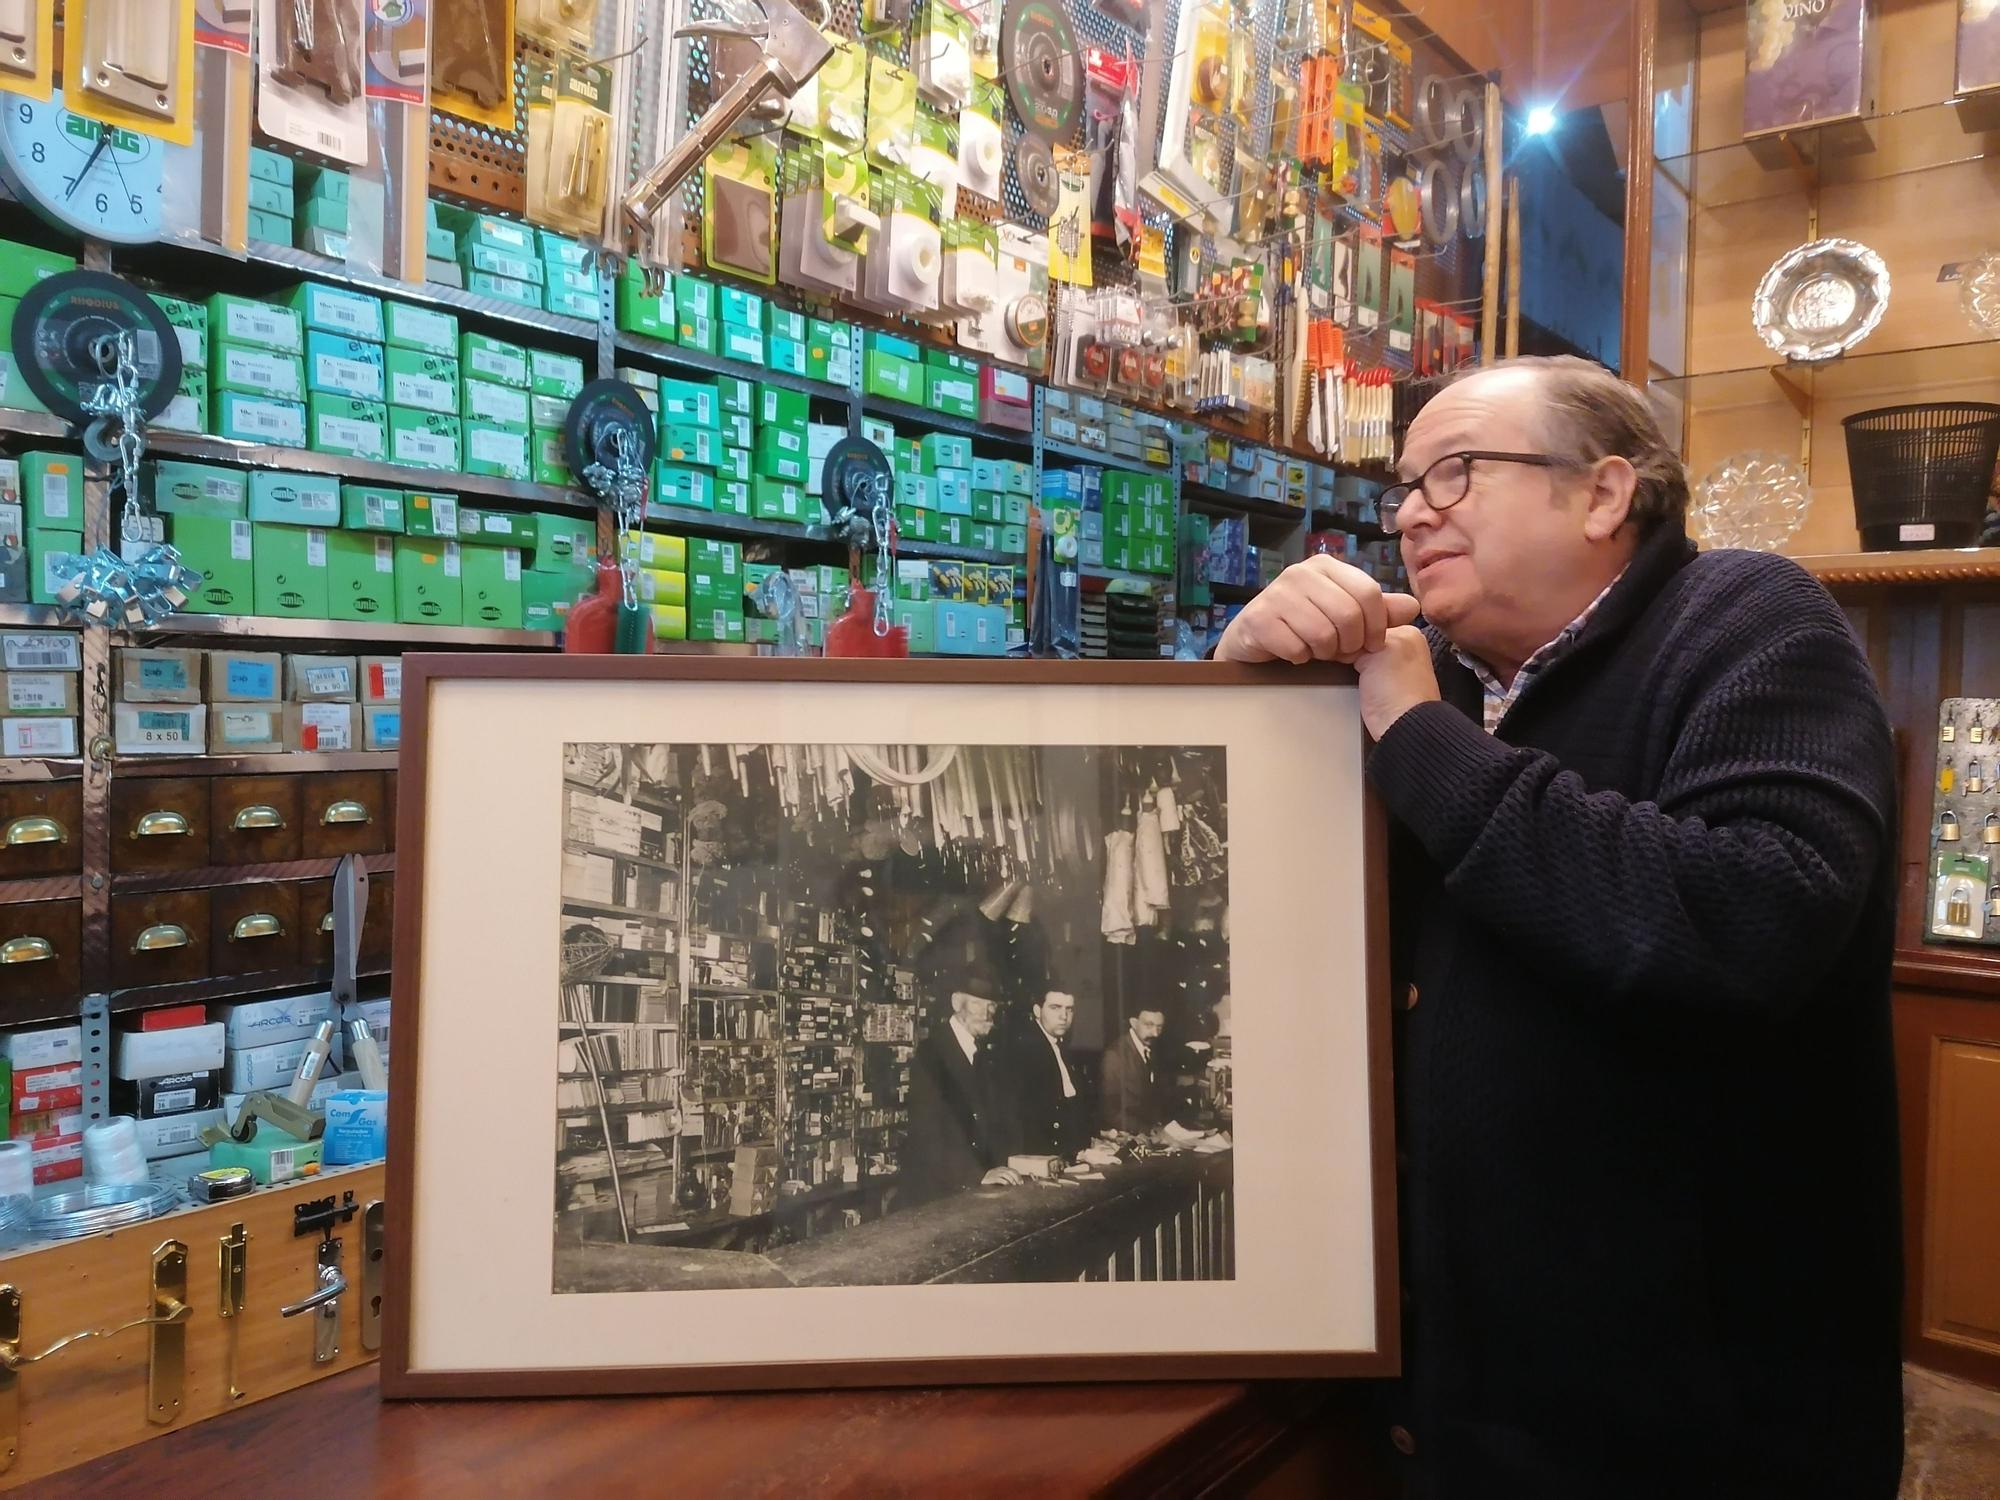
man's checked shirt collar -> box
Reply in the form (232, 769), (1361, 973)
(1453, 569), (1628, 734)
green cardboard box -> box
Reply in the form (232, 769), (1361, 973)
(529, 349), (586, 400)
(305, 331), (384, 401)
(249, 470), (341, 526)
(462, 243), (544, 285)
(325, 530), (398, 622)
(720, 286), (763, 327)
(538, 230), (593, 268)
(385, 348), (458, 413)
(896, 472), (936, 510)
(720, 324), (764, 366)
(308, 395), (388, 461)
(248, 177), (292, 218)
(920, 434), (972, 472)
(150, 293), (208, 363)
(460, 544), (525, 629)
(384, 301), (459, 356)
(213, 342), (305, 402)
(616, 275), (672, 338)
(660, 425), (723, 468)
(0, 239), (72, 302)
(751, 478), (806, 524)
(925, 365), (978, 419)
(529, 394), (571, 431)
(719, 412), (753, 451)
(652, 465), (713, 511)
(674, 274), (715, 323)
(466, 271), (540, 308)
(403, 490), (459, 540)
(687, 538), (740, 581)
(754, 423), (807, 483)
(1000, 524), (1027, 554)
(675, 310), (718, 355)
(531, 431), (571, 488)
(394, 537), (463, 625)
(28, 529), (81, 605)
(455, 507), (536, 547)
(464, 421), (530, 481)
(278, 281), (384, 341)
(715, 375), (753, 416)
(892, 600), (936, 653)
(657, 379), (718, 429)
(249, 149), (293, 186)
(720, 446), (751, 484)
(522, 566), (587, 632)
(342, 485), (405, 532)
(864, 349), (921, 402)
(805, 320), (852, 384)
(172, 515), (254, 613)
(529, 513), (595, 569)
(20, 452), (79, 529)
(211, 390), (306, 447)
(896, 504), (937, 541)
(460, 333), (528, 388)
(436, 207), (533, 254)
(208, 294), (302, 354)
(766, 336), (805, 377)
(251, 523), (331, 617)
(716, 479), (751, 517)
(389, 409), (462, 471)
(765, 305), (806, 341)
(150, 460), (247, 518)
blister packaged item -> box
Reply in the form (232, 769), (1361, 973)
(69, 0), (197, 144)
(909, 108), (959, 221)
(0, 0), (55, 97)
(816, 38), (867, 148)
(704, 138), (778, 284)
(434, 0), (512, 125)
(517, 0), (596, 52)
(257, 0), (367, 162)
(866, 55), (917, 171)
(1932, 852), (1991, 941)
(958, 79), (1004, 200)
(526, 52), (611, 235)
(916, 4), (972, 109)
(860, 167), (941, 313)
(940, 218), (998, 316)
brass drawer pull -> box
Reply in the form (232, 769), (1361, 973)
(320, 912), (336, 933)
(133, 810), (190, 839)
(231, 805), (286, 831)
(133, 924), (190, 953)
(230, 914), (285, 942)
(321, 800), (371, 826)
(0, 937), (52, 965)
(2, 816), (65, 847)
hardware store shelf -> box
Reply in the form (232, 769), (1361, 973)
(613, 332), (849, 403)
(109, 751), (397, 777)
(863, 394), (1034, 447)
(1043, 438), (1173, 473)
(1183, 484), (1309, 524)
(128, 613), (560, 648)
(1797, 547), (2000, 588)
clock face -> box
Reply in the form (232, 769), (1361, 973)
(0, 88), (164, 245)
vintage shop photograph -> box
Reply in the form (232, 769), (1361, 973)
(553, 738), (1235, 1293)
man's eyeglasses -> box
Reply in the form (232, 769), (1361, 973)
(1378, 451), (1573, 536)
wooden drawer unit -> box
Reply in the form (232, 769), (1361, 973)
(210, 775), (305, 865)
(299, 872), (395, 973)
(209, 881), (301, 972)
(109, 778), (212, 872)
(0, 782), (82, 879)
(301, 772), (391, 859)
(0, 898), (81, 1015)
(110, 888), (212, 989)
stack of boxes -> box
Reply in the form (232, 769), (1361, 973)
(754, 383), (809, 517)
(150, 292), (208, 433)
(539, 230), (600, 319)
(6, 1023), (82, 1183)
(208, 292), (306, 448)
(0, 628), (81, 757)
(688, 538), (744, 643)
(386, 298), (461, 472)
(530, 347), (586, 488)
(438, 208), (546, 313)
(247, 147), (295, 246)
(291, 281), (389, 463)
(886, 559), (1015, 655)
(295, 165), (349, 258)
(524, 512), (596, 632)
(0, 236), (76, 414)
(621, 529), (687, 641)
(111, 1010), (228, 1163)
(719, 286), (765, 367)
(460, 332), (532, 482)
(17, 451), (83, 608)
(1099, 469), (1176, 576)
(109, 646), (399, 755)
(212, 992), (343, 1180)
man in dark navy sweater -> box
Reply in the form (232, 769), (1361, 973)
(1217, 356), (1903, 1497)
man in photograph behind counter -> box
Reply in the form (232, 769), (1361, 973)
(1215, 356), (1903, 1497)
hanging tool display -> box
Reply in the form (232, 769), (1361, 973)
(564, 379), (660, 654)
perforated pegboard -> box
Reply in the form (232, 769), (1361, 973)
(428, 44), (538, 214)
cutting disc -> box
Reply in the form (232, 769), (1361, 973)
(563, 379), (659, 489)
(1001, 0), (1082, 142)
(10, 270), (181, 425)
(1016, 134), (1060, 215)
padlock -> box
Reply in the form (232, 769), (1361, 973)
(1984, 813), (2000, 845)
(1948, 888), (1974, 929)
(1942, 719), (1957, 742)
(1968, 759), (1986, 795)
(1939, 810), (1962, 842)
(1988, 885), (2000, 920)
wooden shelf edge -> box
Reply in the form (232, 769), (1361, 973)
(1894, 949), (2000, 999)
(1797, 547), (2000, 588)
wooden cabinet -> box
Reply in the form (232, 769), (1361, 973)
(298, 872), (395, 974)
(0, 782), (82, 879)
(1894, 981), (2000, 1387)
(209, 881), (301, 972)
(210, 775), (305, 865)
(109, 888), (212, 989)
(109, 778), (212, 872)
(301, 772), (391, 859)
(363, 872), (394, 971)
(0, 899), (81, 1016)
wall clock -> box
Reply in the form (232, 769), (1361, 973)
(0, 87), (164, 245)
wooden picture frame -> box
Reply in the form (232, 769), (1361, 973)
(382, 656), (1398, 1397)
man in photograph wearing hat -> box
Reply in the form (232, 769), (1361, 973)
(903, 967), (1027, 1201)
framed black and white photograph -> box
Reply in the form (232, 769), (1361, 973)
(384, 658), (1395, 1396)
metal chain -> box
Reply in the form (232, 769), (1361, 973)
(870, 480), (893, 637)
(80, 331), (147, 538)
(581, 425), (649, 612)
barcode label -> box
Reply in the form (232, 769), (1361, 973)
(470, 349), (524, 384)
(432, 498), (458, 533)
(306, 530), (327, 569)
(321, 298), (368, 334)
(240, 400), (304, 441)
(40, 472), (70, 520)
(136, 712), (194, 742)
(226, 349), (288, 393)
(225, 304), (296, 349)
(319, 417), (380, 456)
(172, 327), (201, 362)
(304, 665), (348, 695)
(394, 429), (452, 466)
(469, 428), (524, 468)
(364, 495), (386, 527)
(374, 538), (394, 574)
(443, 542), (461, 579)
(202, 477), (236, 501)
(154, 1088), (196, 1113)
(468, 383), (529, 425)
(303, 705), (353, 749)
(230, 520), (253, 561)
(157, 1122), (198, 1146)
(4, 635), (79, 670)
(391, 373), (452, 409)
(316, 130), (342, 152)
(8, 674), (66, 710)
(503, 548), (522, 582)
(316, 354), (382, 399)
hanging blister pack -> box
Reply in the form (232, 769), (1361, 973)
(527, 51), (612, 235)
(70, 0), (196, 143)
(704, 137), (780, 284)
(866, 55), (918, 171)
(434, 0), (513, 122)
(940, 218), (999, 317)
(517, 0), (598, 52)
(916, 5), (974, 109)
(257, 0), (368, 163)
(909, 107), (960, 222)
(958, 79), (1005, 200)
(0, 0), (52, 93)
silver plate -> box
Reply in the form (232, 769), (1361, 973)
(1752, 238), (1889, 362)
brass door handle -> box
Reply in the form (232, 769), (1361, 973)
(133, 924), (189, 953)
(2, 816), (64, 847)
(230, 914), (285, 942)
(133, 811), (190, 839)
(231, 805), (286, 831)
(0, 1299), (189, 1371)
(0, 937), (52, 965)
(321, 800), (370, 826)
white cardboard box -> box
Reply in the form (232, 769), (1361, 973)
(3, 717), (78, 756)
(1, 632), (80, 672)
(114, 1022), (226, 1079)
(224, 1033), (343, 1094)
(137, 1109), (226, 1161)
(213, 991), (336, 1049)
(2, 1024), (81, 1068)
(113, 702), (206, 755)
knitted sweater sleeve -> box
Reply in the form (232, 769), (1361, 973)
(1365, 625), (1893, 1020)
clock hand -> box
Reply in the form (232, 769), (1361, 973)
(65, 129), (111, 201)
